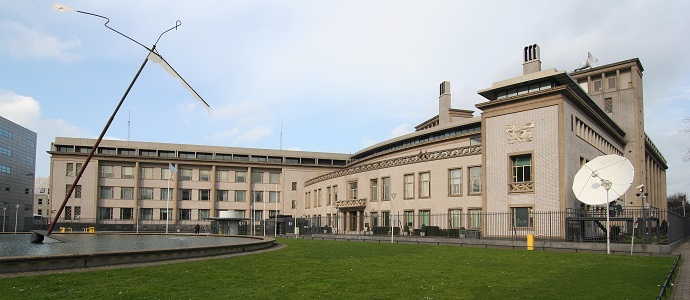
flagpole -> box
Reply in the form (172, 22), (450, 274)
(275, 183), (278, 238)
(263, 186), (266, 237)
(166, 170), (170, 234)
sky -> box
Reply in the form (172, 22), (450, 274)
(1, 1), (689, 195)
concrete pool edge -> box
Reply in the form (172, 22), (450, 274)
(0, 234), (276, 274)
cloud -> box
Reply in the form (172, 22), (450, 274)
(389, 123), (413, 139)
(0, 90), (88, 177)
(0, 20), (80, 62)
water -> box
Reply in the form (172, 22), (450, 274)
(0, 234), (251, 258)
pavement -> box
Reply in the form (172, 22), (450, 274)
(672, 240), (690, 300)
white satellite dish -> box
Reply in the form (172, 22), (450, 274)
(572, 154), (634, 254)
(574, 52), (599, 72)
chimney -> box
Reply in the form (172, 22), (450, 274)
(439, 81), (451, 126)
(523, 44), (541, 75)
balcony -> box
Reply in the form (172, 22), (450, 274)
(335, 198), (367, 208)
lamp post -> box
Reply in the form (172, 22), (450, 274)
(15, 204), (20, 234)
(601, 180), (612, 255)
(2, 206), (6, 232)
(45, 4), (210, 238)
(390, 193), (397, 243)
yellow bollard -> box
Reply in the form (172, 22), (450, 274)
(527, 234), (534, 250)
(60, 227), (66, 233)
(89, 227), (95, 233)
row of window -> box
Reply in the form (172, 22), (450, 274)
(90, 164), (281, 184)
(93, 208), (279, 221)
(96, 186), (281, 202)
(0, 127), (12, 138)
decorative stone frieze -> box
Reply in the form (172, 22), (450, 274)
(506, 122), (534, 144)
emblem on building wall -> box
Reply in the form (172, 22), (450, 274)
(506, 122), (534, 144)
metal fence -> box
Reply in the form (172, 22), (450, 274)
(38, 208), (690, 245)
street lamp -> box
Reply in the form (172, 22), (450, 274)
(15, 204), (20, 234)
(390, 193), (397, 243)
(2, 206), (6, 232)
(44, 4), (211, 238)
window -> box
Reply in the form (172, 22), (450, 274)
(216, 154), (232, 160)
(180, 169), (192, 181)
(607, 77), (616, 89)
(0, 127), (12, 138)
(333, 185), (338, 202)
(141, 167), (154, 179)
(199, 189), (210, 201)
(253, 210), (263, 222)
(75, 206), (81, 219)
(198, 209), (210, 220)
(141, 208), (153, 220)
(382, 177), (391, 201)
(178, 152), (195, 158)
(269, 172), (280, 184)
(121, 208), (133, 220)
(235, 171), (246, 183)
(140, 150), (156, 156)
(317, 189), (321, 206)
(161, 168), (172, 180)
(65, 206), (72, 220)
(179, 209), (192, 220)
(348, 181), (358, 200)
(0, 146), (11, 156)
(217, 190), (229, 202)
(370, 179), (378, 202)
(291, 200), (297, 209)
(449, 169), (462, 196)
(158, 150), (175, 157)
(199, 170), (211, 181)
(180, 189), (192, 200)
(468, 209), (482, 229)
(139, 187), (154, 200)
(99, 147), (116, 154)
(121, 187), (134, 199)
(66, 163), (74, 176)
(253, 191), (264, 202)
(292, 182), (297, 191)
(604, 97), (613, 113)
(405, 211), (414, 227)
(99, 186), (114, 199)
(66, 184), (82, 198)
(449, 209), (462, 228)
(160, 209), (172, 221)
(382, 211), (390, 227)
(198, 153), (213, 159)
(511, 207), (533, 228)
(99, 208), (113, 220)
(119, 148), (136, 155)
(419, 172), (431, 198)
(593, 79), (602, 92)
(38, 198), (43, 205)
(469, 166), (482, 194)
(37, 209), (42, 215)
(161, 188), (173, 200)
(100, 165), (114, 178)
(234, 190), (246, 202)
(217, 170), (229, 182)
(251, 171), (263, 183)
(0, 165), (10, 174)
(371, 212), (379, 227)
(121, 166), (134, 179)
(419, 210), (430, 226)
(269, 191), (280, 203)
(511, 154), (532, 183)
(326, 187), (332, 206)
(404, 174), (414, 199)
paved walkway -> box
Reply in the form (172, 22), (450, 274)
(672, 240), (690, 300)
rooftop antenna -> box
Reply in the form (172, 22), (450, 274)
(280, 122), (283, 150)
(574, 52), (598, 72)
(572, 154), (634, 254)
(35, 4), (213, 243)
(127, 110), (131, 141)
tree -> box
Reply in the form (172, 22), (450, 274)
(684, 118), (690, 162)
(667, 192), (688, 216)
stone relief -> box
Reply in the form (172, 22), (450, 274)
(506, 122), (535, 144)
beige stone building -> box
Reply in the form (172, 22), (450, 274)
(48, 45), (667, 237)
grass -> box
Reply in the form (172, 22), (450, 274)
(0, 238), (676, 299)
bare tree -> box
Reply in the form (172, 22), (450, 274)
(668, 192), (688, 216)
(684, 118), (690, 162)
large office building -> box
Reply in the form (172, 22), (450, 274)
(48, 45), (667, 237)
(0, 115), (37, 232)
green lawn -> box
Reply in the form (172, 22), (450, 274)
(0, 238), (676, 299)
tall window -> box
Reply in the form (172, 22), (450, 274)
(449, 209), (462, 228)
(199, 189), (210, 201)
(333, 185), (338, 203)
(419, 210), (430, 226)
(160, 209), (172, 221)
(235, 171), (246, 183)
(66, 163), (73, 176)
(66, 184), (82, 198)
(161, 188), (173, 201)
(269, 191), (280, 203)
(382, 211), (390, 227)
(511, 154), (532, 183)
(180, 169), (192, 181)
(179, 209), (192, 220)
(604, 97), (613, 113)
(382, 177), (391, 201)
(449, 168), (462, 196)
(370, 179), (378, 202)
(74, 206), (81, 219)
(511, 207), (533, 228)
(100, 165), (114, 178)
(468, 208), (482, 229)
(327, 187), (332, 206)
(317, 189), (321, 206)
(253, 191), (264, 202)
(251, 171), (263, 183)
(217, 190), (229, 201)
(141, 208), (153, 220)
(419, 172), (431, 198)
(180, 189), (192, 200)
(404, 174), (414, 199)
(234, 190), (246, 202)
(141, 167), (154, 179)
(121, 166), (134, 179)
(121, 187), (134, 200)
(198, 209), (210, 220)
(348, 181), (358, 200)
(269, 172), (280, 184)
(469, 166), (482, 194)
(404, 211), (414, 227)
(161, 168), (172, 180)
(199, 170), (211, 181)
(99, 186), (114, 199)
(65, 206), (72, 219)
(139, 187), (154, 200)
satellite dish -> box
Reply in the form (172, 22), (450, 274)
(574, 52), (599, 72)
(572, 154), (634, 205)
(572, 154), (634, 254)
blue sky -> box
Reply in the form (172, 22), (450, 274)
(1, 1), (688, 194)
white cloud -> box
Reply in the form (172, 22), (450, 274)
(389, 123), (413, 139)
(0, 20), (80, 62)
